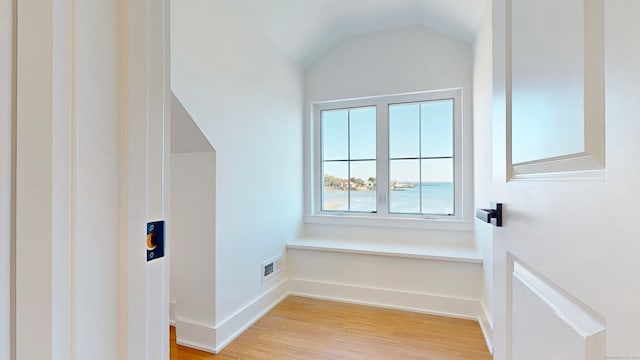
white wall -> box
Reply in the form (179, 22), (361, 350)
(169, 93), (216, 341)
(0, 0), (13, 358)
(472, 3), (494, 347)
(169, 93), (217, 335)
(289, 248), (483, 318)
(171, 0), (304, 350)
(170, 151), (216, 345)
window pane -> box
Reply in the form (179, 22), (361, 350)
(322, 110), (348, 161)
(349, 161), (376, 212)
(421, 100), (453, 157)
(389, 104), (419, 159)
(389, 159), (420, 214)
(349, 107), (376, 160)
(421, 159), (453, 215)
(322, 161), (348, 211)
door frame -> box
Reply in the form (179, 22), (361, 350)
(0, 0), (15, 357)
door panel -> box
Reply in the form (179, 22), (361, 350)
(508, 0), (605, 177)
(492, 0), (640, 359)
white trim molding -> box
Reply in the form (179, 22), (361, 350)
(169, 301), (176, 327)
(289, 279), (481, 321)
(214, 280), (289, 352)
(174, 280), (289, 354)
(479, 301), (494, 355)
(509, 260), (606, 360)
(287, 238), (482, 264)
(174, 319), (217, 354)
(304, 215), (474, 231)
(0, 0), (13, 356)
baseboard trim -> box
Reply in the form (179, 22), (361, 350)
(213, 279), (289, 353)
(289, 278), (480, 320)
(169, 301), (176, 326)
(478, 301), (493, 354)
(174, 318), (216, 354)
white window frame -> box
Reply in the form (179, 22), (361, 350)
(309, 88), (464, 227)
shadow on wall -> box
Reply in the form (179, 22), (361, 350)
(171, 93), (214, 154)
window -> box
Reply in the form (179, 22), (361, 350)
(312, 89), (462, 220)
(321, 106), (377, 213)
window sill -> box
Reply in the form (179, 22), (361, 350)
(286, 238), (482, 264)
(303, 214), (474, 232)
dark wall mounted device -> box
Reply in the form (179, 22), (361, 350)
(476, 202), (503, 227)
(147, 220), (165, 261)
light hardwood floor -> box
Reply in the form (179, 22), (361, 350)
(170, 296), (492, 360)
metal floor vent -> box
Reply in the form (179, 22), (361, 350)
(262, 255), (282, 282)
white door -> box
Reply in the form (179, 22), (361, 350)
(491, 0), (640, 359)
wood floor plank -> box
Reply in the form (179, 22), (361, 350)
(170, 296), (492, 359)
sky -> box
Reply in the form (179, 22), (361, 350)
(322, 99), (454, 183)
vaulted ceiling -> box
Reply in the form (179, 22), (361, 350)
(230, 0), (488, 66)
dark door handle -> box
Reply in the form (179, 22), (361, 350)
(476, 202), (503, 227)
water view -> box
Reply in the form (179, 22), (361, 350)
(323, 181), (453, 215)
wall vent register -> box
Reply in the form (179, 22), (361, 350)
(262, 255), (283, 282)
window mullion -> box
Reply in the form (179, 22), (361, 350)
(419, 103), (423, 214)
(376, 101), (389, 216)
(347, 109), (351, 211)
(314, 106), (322, 214)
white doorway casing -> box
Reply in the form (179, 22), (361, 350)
(471, 0), (495, 350)
(13, 0), (171, 359)
(124, 0), (172, 358)
(0, 0), (14, 358)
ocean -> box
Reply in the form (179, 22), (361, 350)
(323, 182), (453, 215)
